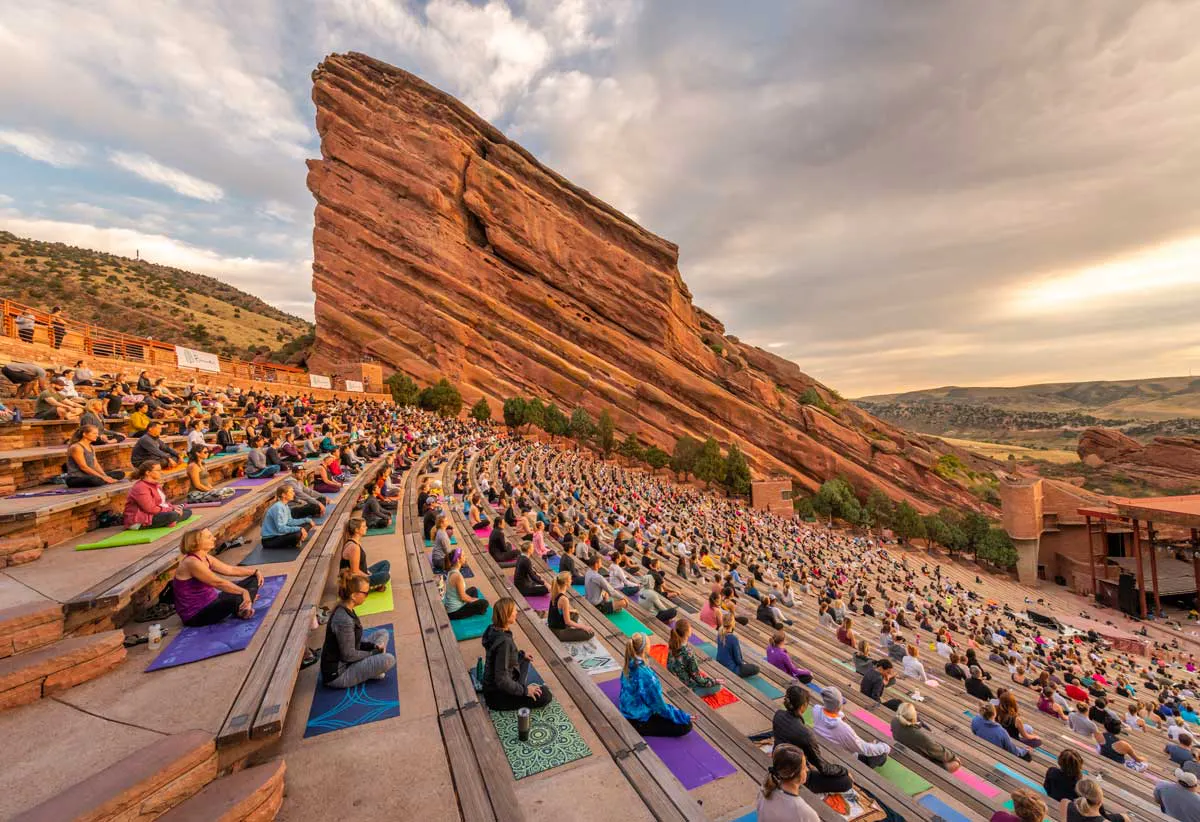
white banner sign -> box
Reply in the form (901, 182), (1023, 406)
(174, 345), (221, 373)
(344, 380), (364, 393)
(308, 374), (332, 389)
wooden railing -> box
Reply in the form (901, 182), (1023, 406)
(0, 296), (317, 388)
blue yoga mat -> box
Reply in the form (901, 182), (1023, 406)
(919, 795), (971, 822)
(304, 625), (399, 738)
(146, 575), (286, 671)
(994, 761), (1045, 793)
(450, 607), (494, 640)
(744, 675), (784, 699)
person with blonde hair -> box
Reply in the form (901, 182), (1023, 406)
(891, 702), (960, 771)
(1060, 777), (1127, 822)
(320, 570), (395, 688)
(547, 572), (592, 642)
(901, 643), (928, 682)
(171, 527), (262, 625)
(756, 744), (819, 822)
(716, 611), (760, 678)
(618, 632), (692, 737)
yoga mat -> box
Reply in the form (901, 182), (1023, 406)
(918, 795), (971, 822)
(744, 675), (784, 699)
(872, 758), (931, 795)
(450, 607), (493, 641)
(564, 638), (620, 676)
(365, 519), (396, 536)
(356, 583), (394, 618)
(237, 544), (303, 566)
(994, 762), (1044, 793)
(523, 593), (551, 611)
(546, 555), (560, 571)
(951, 766), (1004, 798)
(730, 813), (756, 822)
(571, 583), (586, 596)
(230, 476), (274, 487)
(78, 514), (202, 550)
(7, 487), (89, 499)
(489, 699), (593, 779)
(424, 537), (458, 547)
(606, 610), (651, 638)
(701, 688), (739, 709)
(596, 677), (736, 790)
(145, 575), (286, 671)
(304, 625), (399, 738)
(853, 709), (893, 737)
(474, 526), (492, 540)
(187, 488), (251, 508)
(698, 641), (719, 658)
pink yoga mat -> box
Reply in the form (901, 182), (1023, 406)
(853, 709), (893, 737)
(952, 767), (1003, 798)
(524, 593), (551, 611)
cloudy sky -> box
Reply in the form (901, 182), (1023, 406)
(2, 1), (1200, 396)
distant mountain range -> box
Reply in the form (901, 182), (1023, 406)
(856, 376), (1200, 421)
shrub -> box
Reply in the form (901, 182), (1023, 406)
(384, 373), (420, 406)
(469, 397), (492, 422)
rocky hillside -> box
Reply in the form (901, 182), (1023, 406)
(0, 231), (313, 362)
(1076, 427), (1200, 493)
(306, 52), (998, 513)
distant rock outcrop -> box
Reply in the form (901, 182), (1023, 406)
(306, 52), (995, 513)
(1078, 427), (1200, 490)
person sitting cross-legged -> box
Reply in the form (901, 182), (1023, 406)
(443, 549), (488, 619)
(340, 516), (389, 591)
(861, 658), (904, 711)
(666, 618), (723, 698)
(172, 527), (261, 625)
(716, 612), (760, 678)
(514, 541), (550, 597)
(320, 570), (396, 688)
(618, 632), (692, 737)
(131, 419), (180, 470)
(481, 597), (553, 711)
(260, 484), (311, 551)
(773, 685), (854, 794)
(547, 572), (593, 642)
(65, 425), (124, 487)
(123, 462), (191, 529)
(892, 701), (961, 772)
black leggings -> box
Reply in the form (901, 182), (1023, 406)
(631, 714), (693, 737)
(517, 581), (550, 597)
(552, 626), (593, 642)
(65, 470), (124, 488)
(150, 507), (192, 528)
(806, 767), (853, 795)
(484, 683), (553, 711)
(262, 531), (302, 551)
(184, 575), (260, 626)
(448, 589), (488, 620)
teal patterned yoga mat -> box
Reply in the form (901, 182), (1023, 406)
(489, 700), (592, 779)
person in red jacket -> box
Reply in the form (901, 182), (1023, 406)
(1064, 682), (1090, 703)
(123, 462), (192, 529)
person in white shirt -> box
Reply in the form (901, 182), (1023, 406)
(811, 687), (890, 766)
(902, 645), (928, 682)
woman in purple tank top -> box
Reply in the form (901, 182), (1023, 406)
(172, 528), (262, 626)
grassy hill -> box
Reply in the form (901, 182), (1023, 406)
(0, 231), (313, 362)
(857, 376), (1200, 420)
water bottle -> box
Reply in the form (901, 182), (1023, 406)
(517, 707), (531, 742)
(148, 623), (163, 649)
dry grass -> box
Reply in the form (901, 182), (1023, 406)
(936, 436), (1079, 464)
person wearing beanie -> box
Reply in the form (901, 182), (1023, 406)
(1155, 768), (1200, 822)
(810, 686), (890, 767)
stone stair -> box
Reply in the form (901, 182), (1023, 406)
(0, 628), (124, 710)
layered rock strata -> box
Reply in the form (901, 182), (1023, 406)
(307, 52), (992, 512)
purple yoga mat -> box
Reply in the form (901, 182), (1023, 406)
(524, 593), (551, 611)
(229, 476), (274, 487)
(596, 677), (736, 789)
(7, 487), (90, 499)
(187, 488), (252, 509)
(145, 575), (286, 672)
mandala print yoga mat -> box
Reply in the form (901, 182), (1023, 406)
(488, 700), (592, 779)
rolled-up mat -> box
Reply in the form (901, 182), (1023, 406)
(78, 514), (202, 550)
(918, 795), (971, 822)
(7, 487), (90, 499)
(450, 607), (493, 641)
(605, 610), (651, 638)
(304, 625), (399, 738)
(596, 677), (736, 790)
(188, 488), (251, 509)
(872, 757), (932, 795)
(356, 583), (394, 618)
(145, 575), (286, 671)
(230, 476), (275, 487)
(488, 699), (592, 779)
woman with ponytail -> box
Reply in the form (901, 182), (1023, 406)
(665, 618), (723, 697)
(757, 744), (819, 822)
(617, 632), (692, 737)
(320, 570), (396, 688)
(772, 685), (853, 794)
(340, 517), (390, 591)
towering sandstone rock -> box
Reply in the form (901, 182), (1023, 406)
(307, 52), (992, 513)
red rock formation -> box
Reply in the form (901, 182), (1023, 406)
(307, 52), (994, 513)
(1078, 427), (1200, 490)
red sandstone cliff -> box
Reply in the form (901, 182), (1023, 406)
(307, 52), (995, 513)
(1078, 427), (1200, 491)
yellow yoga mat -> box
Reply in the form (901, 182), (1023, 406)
(356, 583), (394, 617)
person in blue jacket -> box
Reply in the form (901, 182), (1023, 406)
(618, 632), (693, 737)
(261, 485), (312, 551)
(716, 613), (761, 678)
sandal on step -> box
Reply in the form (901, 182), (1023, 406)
(123, 634), (148, 648)
(134, 602), (175, 623)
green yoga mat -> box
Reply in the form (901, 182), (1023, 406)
(366, 520), (396, 536)
(489, 699), (592, 779)
(356, 583), (394, 617)
(745, 675), (785, 699)
(873, 757), (932, 795)
(424, 537), (458, 547)
(450, 607), (493, 640)
(605, 609), (650, 638)
(77, 515), (202, 550)
(698, 641), (719, 658)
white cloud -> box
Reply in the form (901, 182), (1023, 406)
(259, 199), (298, 223)
(108, 151), (224, 202)
(0, 128), (88, 167)
(0, 215), (313, 320)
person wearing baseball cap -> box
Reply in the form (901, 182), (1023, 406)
(810, 686), (890, 767)
(1155, 768), (1200, 822)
